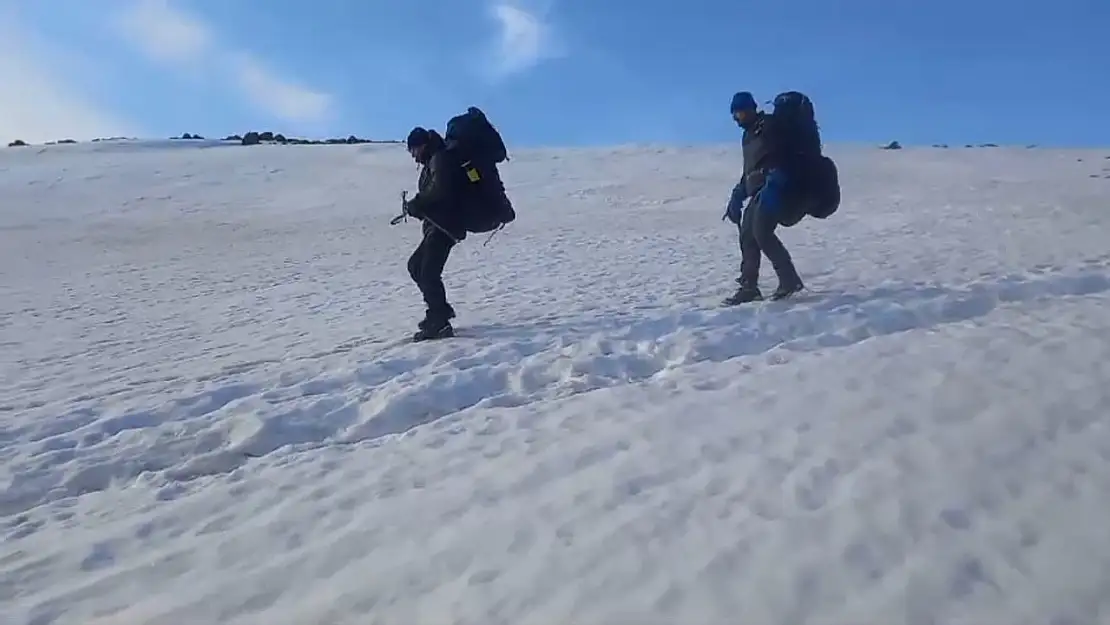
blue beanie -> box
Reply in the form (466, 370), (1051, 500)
(730, 91), (757, 113)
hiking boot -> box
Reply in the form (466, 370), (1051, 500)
(418, 305), (455, 330)
(413, 318), (454, 342)
(724, 285), (763, 305)
(770, 279), (804, 301)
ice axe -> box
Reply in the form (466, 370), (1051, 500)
(389, 190), (409, 225)
(388, 189), (459, 244)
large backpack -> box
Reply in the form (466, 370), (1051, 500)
(445, 106), (508, 164)
(805, 155), (840, 219)
(771, 91), (840, 221)
(771, 91), (822, 160)
(443, 107), (515, 233)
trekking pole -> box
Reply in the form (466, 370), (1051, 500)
(481, 225), (504, 247)
(422, 213), (460, 244)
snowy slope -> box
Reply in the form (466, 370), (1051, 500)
(3, 139), (1110, 625)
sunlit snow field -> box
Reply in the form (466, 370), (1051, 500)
(3, 138), (1110, 624)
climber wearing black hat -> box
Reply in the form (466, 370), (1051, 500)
(402, 125), (469, 341)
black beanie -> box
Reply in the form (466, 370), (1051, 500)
(406, 126), (429, 150)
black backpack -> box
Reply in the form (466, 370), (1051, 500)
(445, 106), (508, 164)
(443, 107), (515, 233)
(771, 91), (822, 159)
(771, 91), (840, 220)
(807, 155), (840, 219)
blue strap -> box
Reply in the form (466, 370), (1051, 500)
(756, 169), (786, 213)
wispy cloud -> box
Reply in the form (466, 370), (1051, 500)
(230, 55), (331, 123)
(0, 10), (136, 143)
(486, 1), (563, 80)
(114, 0), (332, 126)
(115, 0), (209, 65)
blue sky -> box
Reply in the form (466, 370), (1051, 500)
(1, 0), (1108, 147)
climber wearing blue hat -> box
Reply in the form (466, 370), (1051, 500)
(722, 90), (805, 304)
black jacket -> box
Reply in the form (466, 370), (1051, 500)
(405, 147), (469, 241)
(740, 112), (785, 181)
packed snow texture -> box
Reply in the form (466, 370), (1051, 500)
(3, 139), (1110, 625)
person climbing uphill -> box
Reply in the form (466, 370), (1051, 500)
(723, 91), (806, 304)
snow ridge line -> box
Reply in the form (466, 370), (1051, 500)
(2, 259), (1109, 516)
(342, 259), (1110, 441)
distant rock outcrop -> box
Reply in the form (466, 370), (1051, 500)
(231, 130), (402, 146)
(8, 132), (404, 148)
(882, 141), (902, 150)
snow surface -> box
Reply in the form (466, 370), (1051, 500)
(3, 139), (1110, 624)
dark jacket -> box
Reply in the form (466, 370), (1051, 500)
(741, 111), (824, 191)
(404, 146), (469, 241)
(740, 112), (784, 187)
(739, 111), (813, 226)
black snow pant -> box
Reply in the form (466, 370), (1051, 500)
(407, 227), (456, 320)
(738, 195), (801, 289)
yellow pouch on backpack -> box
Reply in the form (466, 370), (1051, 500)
(462, 161), (481, 183)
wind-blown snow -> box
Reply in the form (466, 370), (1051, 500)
(3, 139), (1110, 624)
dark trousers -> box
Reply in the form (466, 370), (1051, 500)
(738, 195), (801, 288)
(407, 228), (456, 317)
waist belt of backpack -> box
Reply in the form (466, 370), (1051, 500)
(745, 169), (767, 193)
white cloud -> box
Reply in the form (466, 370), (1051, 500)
(115, 0), (209, 65)
(230, 55), (332, 124)
(487, 1), (562, 79)
(0, 15), (136, 144)
(114, 0), (332, 125)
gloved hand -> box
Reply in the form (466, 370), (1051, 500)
(403, 196), (426, 220)
(754, 168), (787, 214)
(722, 182), (747, 223)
